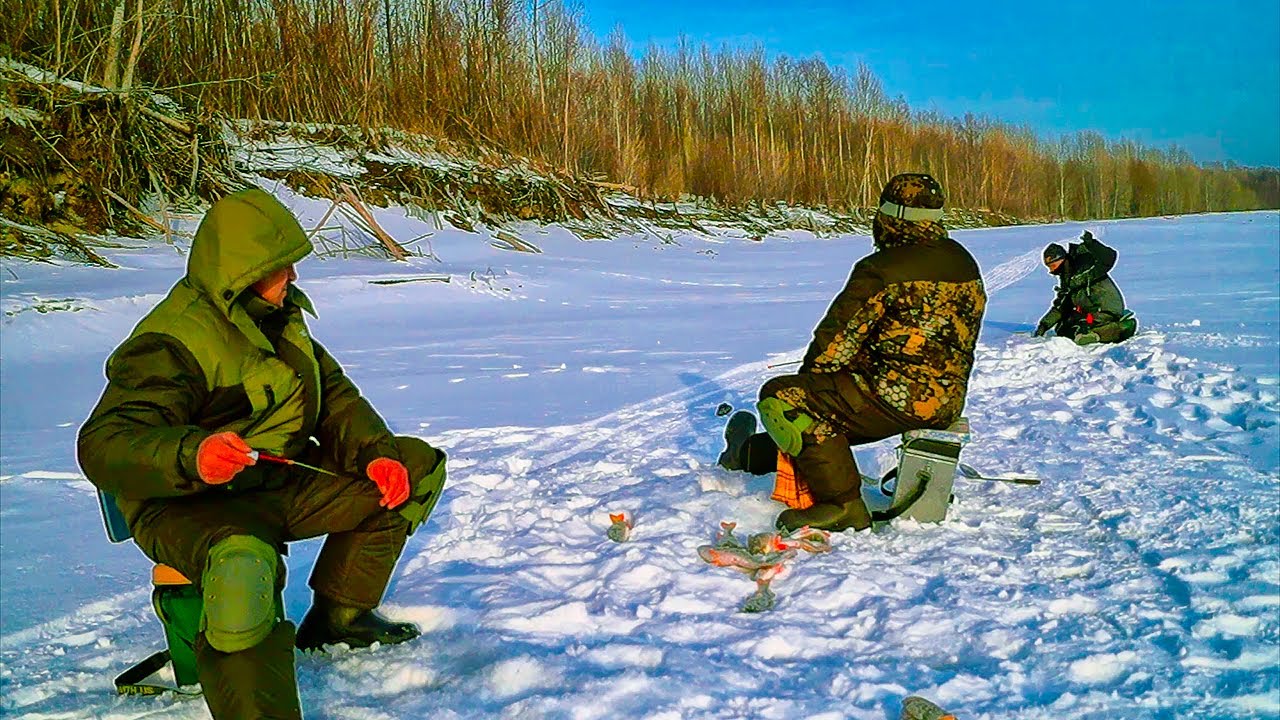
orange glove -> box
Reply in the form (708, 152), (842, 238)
(196, 432), (256, 484)
(366, 457), (410, 508)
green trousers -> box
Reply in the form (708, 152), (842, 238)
(130, 436), (443, 719)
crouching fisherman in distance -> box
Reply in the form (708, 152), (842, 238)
(717, 173), (986, 533)
(77, 188), (447, 719)
(1035, 231), (1138, 345)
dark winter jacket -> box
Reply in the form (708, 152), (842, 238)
(78, 189), (400, 525)
(800, 221), (986, 427)
(1038, 234), (1127, 336)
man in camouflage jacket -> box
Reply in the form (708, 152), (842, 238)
(78, 188), (446, 719)
(1035, 232), (1137, 345)
(718, 173), (986, 532)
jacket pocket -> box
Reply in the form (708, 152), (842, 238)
(238, 358), (307, 451)
(240, 364), (284, 440)
(243, 365), (275, 414)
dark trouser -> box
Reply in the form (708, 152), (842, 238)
(130, 435), (441, 720)
(751, 373), (918, 504)
(1054, 314), (1090, 339)
(1092, 317), (1138, 343)
(1056, 313), (1137, 343)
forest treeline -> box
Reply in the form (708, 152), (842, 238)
(5, 0), (1278, 219)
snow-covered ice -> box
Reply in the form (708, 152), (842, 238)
(1, 197), (1277, 718)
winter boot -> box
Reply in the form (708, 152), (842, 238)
(1074, 331), (1101, 346)
(295, 596), (420, 651)
(775, 498), (871, 533)
(900, 695), (957, 720)
(717, 411), (757, 471)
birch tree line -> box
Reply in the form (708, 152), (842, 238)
(7, 0), (1277, 218)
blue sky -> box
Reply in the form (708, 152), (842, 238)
(581, 0), (1280, 168)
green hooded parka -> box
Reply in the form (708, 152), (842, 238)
(78, 187), (405, 526)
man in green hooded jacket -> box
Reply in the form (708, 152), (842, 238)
(78, 188), (447, 719)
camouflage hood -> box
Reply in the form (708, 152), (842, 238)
(873, 173), (948, 250)
(872, 213), (948, 250)
(187, 188), (313, 317)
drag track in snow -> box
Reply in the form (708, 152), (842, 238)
(977, 248), (1043, 295)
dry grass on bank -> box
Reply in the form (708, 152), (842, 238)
(0, 60), (622, 263)
(0, 58), (1035, 266)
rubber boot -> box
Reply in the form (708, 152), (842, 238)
(776, 498), (872, 533)
(1074, 331), (1101, 346)
(196, 622), (302, 719)
(296, 595), (420, 651)
(717, 411), (757, 471)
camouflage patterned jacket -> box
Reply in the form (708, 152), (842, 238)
(800, 233), (986, 427)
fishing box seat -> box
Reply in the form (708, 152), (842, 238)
(97, 490), (204, 694)
(862, 417), (971, 523)
(98, 490), (286, 695)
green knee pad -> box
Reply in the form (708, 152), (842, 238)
(202, 535), (279, 653)
(398, 451), (447, 534)
(756, 397), (813, 456)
